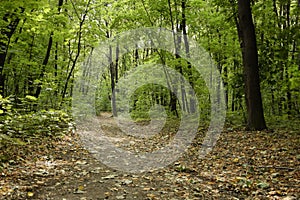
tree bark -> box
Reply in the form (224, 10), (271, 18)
(237, 0), (267, 130)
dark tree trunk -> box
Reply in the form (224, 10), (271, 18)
(166, 0), (179, 116)
(134, 47), (139, 67)
(167, 0), (178, 116)
(35, 32), (53, 98)
(115, 44), (119, 83)
(54, 0), (64, 98)
(182, 0), (196, 113)
(237, 0), (267, 130)
(0, 10), (22, 96)
(109, 45), (117, 116)
(223, 64), (228, 109)
(298, 0), (300, 71)
(0, 74), (5, 97)
(28, 36), (35, 96)
(36, 0), (64, 99)
(284, 1), (292, 117)
(291, 1), (299, 114)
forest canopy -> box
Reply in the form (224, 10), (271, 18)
(0, 0), (299, 132)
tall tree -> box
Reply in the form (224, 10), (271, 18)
(237, 0), (267, 130)
(0, 7), (24, 97)
(61, 0), (92, 101)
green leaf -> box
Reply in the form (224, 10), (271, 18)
(25, 95), (38, 101)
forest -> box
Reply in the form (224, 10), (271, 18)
(0, 0), (299, 199)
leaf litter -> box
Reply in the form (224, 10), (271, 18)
(0, 113), (299, 199)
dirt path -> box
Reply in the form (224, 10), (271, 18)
(1, 113), (299, 199)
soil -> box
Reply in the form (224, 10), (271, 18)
(1, 113), (299, 200)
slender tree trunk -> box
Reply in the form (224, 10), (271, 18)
(61, 0), (91, 100)
(115, 44), (119, 83)
(36, 0), (64, 99)
(291, 1), (299, 114)
(181, 0), (196, 113)
(134, 47), (139, 67)
(167, 0), (179, 116)
(109, 45), (118, 116)
(284, 1), (292, 117)
(53, 0), (64, 100)
(231, 89), (235, 112)
(295, 0), (299, 64)
(35, 32), (53, 98)
(237, 0), (267, 130)
(223, 63), (228, 109)
(27, 36), (35, 96)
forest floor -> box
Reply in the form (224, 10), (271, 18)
(0, 113), (299, 200)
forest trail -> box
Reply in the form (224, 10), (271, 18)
(1, 114), (299, 199)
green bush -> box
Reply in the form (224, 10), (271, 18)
(0, 95), (74, 140)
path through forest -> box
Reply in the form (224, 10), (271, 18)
(1, 113), (299, 199)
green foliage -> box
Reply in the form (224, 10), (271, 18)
(1, 0), (299, 133)
(129, 84), (169, 120)
(0, 95), (12, 116)
(0, 96), (73, 149)
(95, 80), (112, 114)
(1, 109), (72, 137)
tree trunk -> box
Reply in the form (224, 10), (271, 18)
(237, 0), (267, 130)
(0, 10), (22, 96)
(35, 32), (53, 98)
(181, 0), (196, 113)
(167, 0), (178, 116)
(61, 0), (92, 100)
(109, 45), (117, 116)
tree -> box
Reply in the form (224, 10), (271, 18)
(237, 0), (267, 130)
(0, 0), (298, 125)
(0, 5), (24, 97)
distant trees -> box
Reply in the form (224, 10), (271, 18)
(0, 0), (93, 109)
